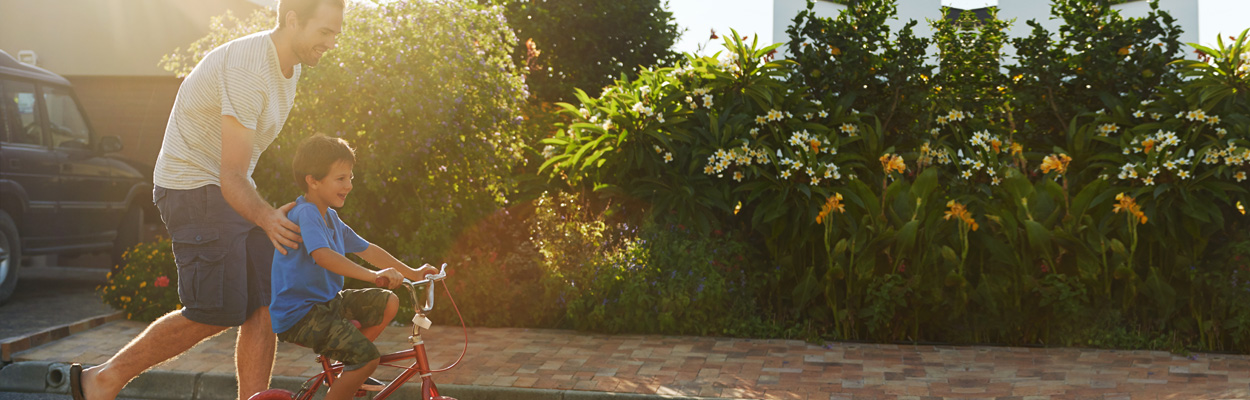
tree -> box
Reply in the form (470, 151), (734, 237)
(482, 0), (681, 103)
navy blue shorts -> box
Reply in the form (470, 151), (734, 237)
(153, 185), (272, 327)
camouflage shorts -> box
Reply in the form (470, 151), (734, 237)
(278, 288), (393, 370)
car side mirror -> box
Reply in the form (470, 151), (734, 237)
(99, 135), (123, 153)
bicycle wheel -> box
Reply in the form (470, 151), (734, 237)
(248, 389), (294, 400)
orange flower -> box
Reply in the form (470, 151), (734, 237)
(944, 200), (979, 231)
(1040, 153), (1071, 174)
(1010, 142), (1023, 156)
(990, 138), (1002, 153)
(1141, 138), (1156, 154)
(879, 153), (906, 175)
(816, 193), (845, 224)
(1113, 192), (1148, 224)
(809, 138), (821, 152)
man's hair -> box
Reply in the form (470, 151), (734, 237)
(276, 0), (345, 30)
(293, 134), (355, 192)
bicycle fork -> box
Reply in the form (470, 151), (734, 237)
(376, 312), (453, 400)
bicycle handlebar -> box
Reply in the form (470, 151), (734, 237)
(373, 264), (447, 313)
(407, 263), (448, 312)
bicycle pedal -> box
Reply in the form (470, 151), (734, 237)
(360, 377), (387, 392)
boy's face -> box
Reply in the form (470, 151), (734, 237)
(308, 160), (353, 209)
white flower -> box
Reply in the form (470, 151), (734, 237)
(1133, 110), (1145, 118)
(542, 145), (557, 159)
(664, 152), (673, 163)
(818, 111), (829, 118)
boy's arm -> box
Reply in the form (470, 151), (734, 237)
(311, 248), (403, 288)
(355, 244), (437, 282)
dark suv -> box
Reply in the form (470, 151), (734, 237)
(0, 49), (151, 304)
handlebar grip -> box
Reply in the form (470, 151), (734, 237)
(374, 277), (391, 287)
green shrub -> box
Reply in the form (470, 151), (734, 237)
(428, 204), (564, 328)
(565, 223), (774, 336)
(99, 240), (181, 322)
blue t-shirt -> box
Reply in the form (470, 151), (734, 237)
(270, 196), (370, 334)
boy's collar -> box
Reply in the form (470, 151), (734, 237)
(296, 195), (309, 205)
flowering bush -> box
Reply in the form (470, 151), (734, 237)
(99, 240), (181, 322)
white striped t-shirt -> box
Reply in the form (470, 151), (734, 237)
(153, 30), (301, 190)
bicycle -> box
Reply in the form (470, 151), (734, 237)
(250, 263), (467, 400)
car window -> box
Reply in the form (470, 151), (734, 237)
(0, 79), (44, 146)
(42, 86), (90, 149)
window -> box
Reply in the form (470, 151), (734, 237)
(0, 79), (44, 146)
(42, 86), (90, 149)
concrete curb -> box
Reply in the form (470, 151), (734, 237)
(1, 311), (125, 363)
(0, 361), (734, 400)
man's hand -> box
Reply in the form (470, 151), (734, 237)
(374, 268), (404, 289)
(262, 202), (301, 255)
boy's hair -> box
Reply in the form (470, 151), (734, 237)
(276, 0), (346, 30)
(293, 134), (355, 192)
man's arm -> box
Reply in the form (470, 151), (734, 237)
(356, 244), (436, 282)
(220, 115), (301, 254)
(312, 248), (402, 288)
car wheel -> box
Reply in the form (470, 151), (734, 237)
(112, 204), (144, 271)
(0, 210), (20, 305)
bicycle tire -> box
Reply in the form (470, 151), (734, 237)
(248, 389), (295, 400)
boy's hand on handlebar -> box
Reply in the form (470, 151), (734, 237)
(403, 263), (439, 281)
(374, 268), (403, 289)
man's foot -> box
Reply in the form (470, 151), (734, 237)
(69, 364), (85, 400)
(360, 377), (387, 392)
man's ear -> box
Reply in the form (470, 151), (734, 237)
(284, 10), (300, 29)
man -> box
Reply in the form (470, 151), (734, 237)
(70, 1), (344, 399)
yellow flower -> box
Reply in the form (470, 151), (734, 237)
(139, 281), (147, 288)
(1010, 142), (1023, 156)
(816, 193), (845, 224)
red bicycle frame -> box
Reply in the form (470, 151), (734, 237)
(254, 265), (463, 400)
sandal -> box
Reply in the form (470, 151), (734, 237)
(69, 363), (85, 400)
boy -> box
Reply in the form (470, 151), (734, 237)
(270, 134), (435, 400)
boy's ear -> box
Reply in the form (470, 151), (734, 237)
(304, 174), (318, 189)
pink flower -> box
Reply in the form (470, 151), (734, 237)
(154, 276), (170, 288)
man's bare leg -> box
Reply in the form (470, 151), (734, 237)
(236, 306), (276, 400)
(79, 310), (228, 400)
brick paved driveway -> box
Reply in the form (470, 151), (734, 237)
(14, 321), (1250, 399)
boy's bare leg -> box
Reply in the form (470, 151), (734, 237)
(236, 306), (277, 400)
(359, 294), (398, 342)
(325, 359), (379, 400)
(80, 310), (228, 400)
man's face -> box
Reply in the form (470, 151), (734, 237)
(291, 3), (344, 67)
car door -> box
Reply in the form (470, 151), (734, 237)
(0, 78), (61, 250)
(42, 84), (123, 248)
